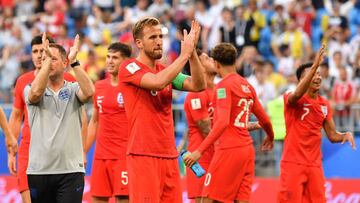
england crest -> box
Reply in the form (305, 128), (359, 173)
(117, 92), (124, 107)
(321, 105), (328, 117)
(241, 85), (251, 93)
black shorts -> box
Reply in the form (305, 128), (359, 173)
(28, 172), (85, 203)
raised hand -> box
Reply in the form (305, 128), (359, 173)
(68, 34), (80, 64)
(342, 132), (356, 150)
(181, 27), (196, 59)
(42, 32), (52, 58)
(261, 136), (274, 151)
(313, 44), (326, 68)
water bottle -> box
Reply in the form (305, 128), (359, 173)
(181, 150), (206, 178)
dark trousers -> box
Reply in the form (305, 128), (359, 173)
(28, 172), (84, 203)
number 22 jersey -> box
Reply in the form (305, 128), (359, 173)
(198, 73), (272, 152)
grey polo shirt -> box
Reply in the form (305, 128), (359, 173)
(24, 81), (85, 174)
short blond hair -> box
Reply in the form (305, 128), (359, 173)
(132, 17), (160, 40)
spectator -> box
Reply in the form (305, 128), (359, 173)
(327, 27), (352, 69)
(277, 44), (295, 77)
(319, 62), (336, 99)
(273, 16), (312, 60)
(243, 0), (266, 48)
(331, 66), (356, 130)
(234, 5), (247, 53)
(123, 0), (149, 25)
(263, 60), (287, 93)
(289, 0), (316, 37)
(56, 24), (73, 52)
(219, 8), (238, 51)
(147, 0), (171, 19)
(329, 51), (353, 79)
(201, 0), (224, 52)
(270, 3), (289, 38)
(248, 60), (276, 106)
(236, 45), (259, 78)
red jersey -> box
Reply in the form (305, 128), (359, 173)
(93, 78), (128, 159)
(184, 89), (214, 164)
(332, 80), (355, 104)
(198, 73), (273, 152)
(293, 11), (313, 37)
(282, 92), (332, 167)
(118, 58), (177, 158)
(13, 71), (76, 143)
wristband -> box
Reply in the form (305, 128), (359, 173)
(70, 60), (80, 68)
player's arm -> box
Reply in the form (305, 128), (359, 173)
(81, 108), (88, 166)
(6, 108), (21, 154)
(196, 118), (211, 136)
(28, 33), (52, 104)
(8, 108), (23, 140)
(68, 35), (95, 102)
(139, 22), (199, 91)
(287, 45), (325, 105)
(0, 107), (16, 155)
(1, 107), (17, 176)
(181, 49), (206, 92)
(252, 96), (275, 151)
(184, 88), (231, 167)
(84, 106), (99, 154)
(323, 118), (356, 149)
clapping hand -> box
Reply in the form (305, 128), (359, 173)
(42, 32), (52, 58)
(68, 34), (80, 64)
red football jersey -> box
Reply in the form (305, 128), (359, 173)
(282, 92), (332, 167)
(198, 73), (272, 152)
(184, 88), (214, 164)
(93, 78), (128, 159)
(13, 71), (75, 143)
(118, 58), (177, 158)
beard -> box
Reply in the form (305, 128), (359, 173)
(144, 48), (162, 60)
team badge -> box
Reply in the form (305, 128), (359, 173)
(126, 62), (141, 74)
(191, 98), (201, 110)
(321, 105), (328, 117)
(241, 85), (251, 93)
(58, 88), (70, 101)
(117, 92), (124, 107)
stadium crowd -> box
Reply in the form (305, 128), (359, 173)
(1, 0), (360, 111)
(0, 0), (359, 202)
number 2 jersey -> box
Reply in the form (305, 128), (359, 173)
(93, 78), (128, 159)
(282, 92), (332, 167)
(198, 73), (273, 152)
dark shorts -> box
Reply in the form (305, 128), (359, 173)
(28, 172), (85, 203)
